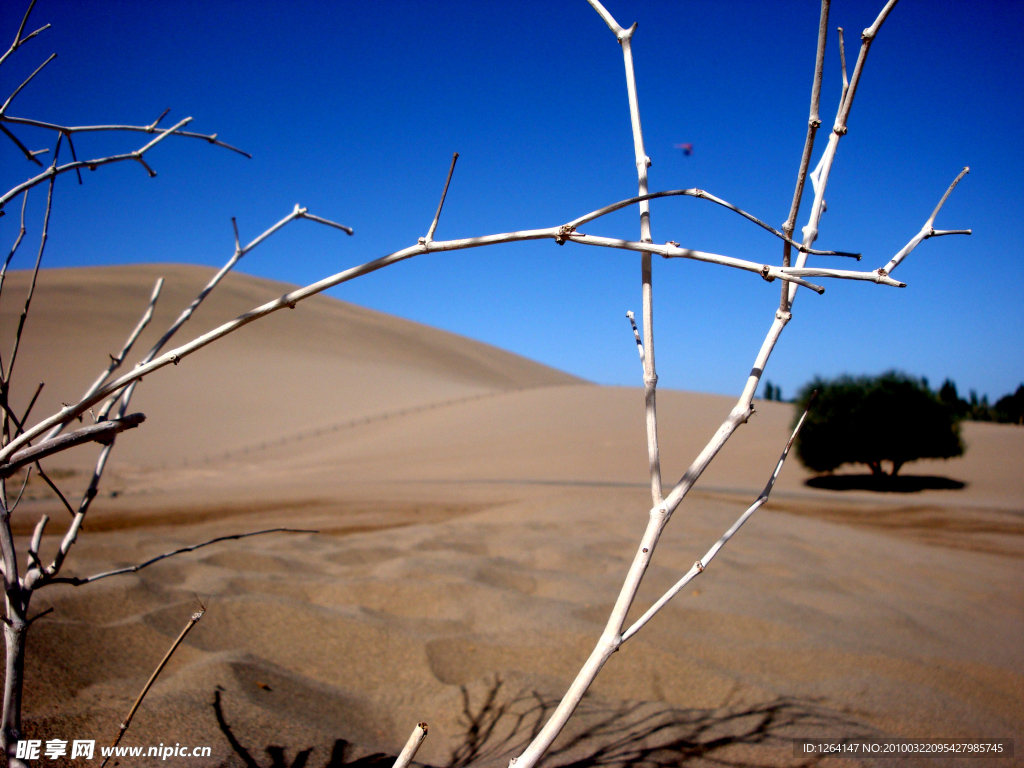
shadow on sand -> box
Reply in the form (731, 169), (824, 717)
(805, 474), (965, 493)
(214, 677), (876, 768)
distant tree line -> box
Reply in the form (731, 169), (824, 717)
(768, 377), (1024, 425)
(761, 380), (785, 402)
(938, 380), (1024, 425)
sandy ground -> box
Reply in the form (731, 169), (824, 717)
(2, 266), (1022, 767)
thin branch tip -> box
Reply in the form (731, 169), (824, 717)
(426, 151), (460, 242)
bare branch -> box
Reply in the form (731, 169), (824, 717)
(609, 9), (663, 504)
(78, 278), (163, 408)
(585, 0), (631, 38)
(836, 0), (899, 130)
(44, 528), (317, 586)
(0, 191), (30, 310)
(8, 465), (30, 513)
(64, 132), (83, 184)
(12, 0), (39, 45)
(95, 204), (345, 426)
(576, 234), (895, 292)
(393, 723), (428, 768)
(879, 168), (970, 277)
(621, 394), (816, 643)
(838, 27), (849, 105)
(0, 117), (193, 211)
(0, 52), (55, 116)
(566, 189), (859, 258)
(625, 311), (644, 364)
(4, 165), (54, 385)
(38, 442), (112, 582)
(0, 413), (144, 479)
(926, 166), (971, 224)
(25, 606), (50, 626)
(33, 463), (74, 518)
(0, 124), (42, 166)
(9, 195), (904, 465)
(425, 152), (459, 243)
(781, 0), (831, 310)
(26, 514), (47, 571)
(35, 206), (346, 584)
(516, 4), (651, 762)
(297, 210), (353, 235)
(0, 0), (50, 69)
(0, 385), (77, 519)
(788, 0), (900, 308)
(54, 205), (317, 439)
(99, 609), (205, 768)
(510, 10), (924, 764)
(15, 381), (43, 435)
(147, 108), (170, 132)
(0, 501), (20, 591)
(0, 114), (251, 158)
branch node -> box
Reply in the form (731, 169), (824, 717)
(146, 108), (171, 132)
(694, 560), (704, 573)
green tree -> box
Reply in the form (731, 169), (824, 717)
(794, 372), (963, 476)
(761, 380), (783, 401)
(994, 385), (1024, 425)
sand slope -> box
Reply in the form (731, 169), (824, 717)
(4, 265), (1022, 767)
(0, 264), (580, 469)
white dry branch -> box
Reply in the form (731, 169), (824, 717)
(98, 608), (206, 768)
(0, 3), (354, 761)
(392, 723), (429, 768)
(0, 0), (972, 766)
(620, 395), (815, 644)
(506, 1), (969, 766)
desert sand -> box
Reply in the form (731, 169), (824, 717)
(2, 265), (1022, 767)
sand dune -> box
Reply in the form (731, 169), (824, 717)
(4, 265), (1022, 767)
(1, 264), (579, 469)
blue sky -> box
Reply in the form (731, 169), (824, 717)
(3, 0), (1022, 401)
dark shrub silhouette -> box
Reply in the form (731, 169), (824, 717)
(995, 385), (1024, 425)
(794, 372), (963, 476)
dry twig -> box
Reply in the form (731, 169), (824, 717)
(99, 608), (205, 768)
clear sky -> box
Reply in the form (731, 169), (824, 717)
(3, 0), (1022, 402)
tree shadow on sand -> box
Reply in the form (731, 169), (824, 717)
(805, 474), (965, 493)
(213, 689), (397, 768)
(445, 677), (877, 768)
(214, 677), (879, 768)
